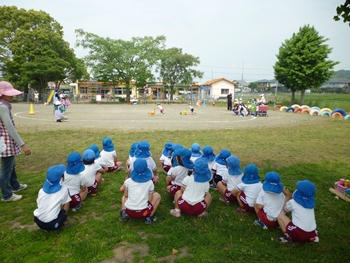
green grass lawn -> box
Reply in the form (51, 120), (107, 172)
(0, 112), (349, 262)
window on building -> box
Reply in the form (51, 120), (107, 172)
(221, 89), (229, 95)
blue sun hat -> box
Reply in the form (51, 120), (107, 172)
(130, 158), (153, 183)
(83, 149), (95, 162)
(43, 164), (66, 194)
(241, 164), (260, 184)
(201, 146), (216, 162)
(135, 140), (152, 158)
(293, 180), (316, 209)
(129, 142), (139, 157)
(162, 142), (173, 157)
(175, 148), (194, 169)
(190, 143), (202, 157)
(66, 152), (85, 174)
(88, 144), (101, 159)
(215, 149), (231, 165)
(193, 158), (212, 183)
(262, 171), (283, 194)
(226, 155), (242, 176)
(102, 137), (114, 152)
(171, 144), (183, 167)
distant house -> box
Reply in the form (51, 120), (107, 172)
(199, 78), (238, 100)
(320, 81), (349, 93)
(254, 79), (276, 91)
(233, 80), (250, 92)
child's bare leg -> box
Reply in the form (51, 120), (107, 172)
(61, 202), (70, 213)
(79, 186), (88, 201)
(174, 190), (182, 209)
(217, 182), (226, 199)
(120, 184), (126, 192)
(95, 172), (103, 183)
(277, 214), (291, 232)
(203, 192), (212, 210)
(150, 192), (161, 216)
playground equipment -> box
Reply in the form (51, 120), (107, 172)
(148, 109), (156, 116)
(45, 90), (55, 105)
(180, 110), (188, 115)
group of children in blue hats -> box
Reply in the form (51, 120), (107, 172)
(33, 138), (319, 245)
(33, 137), (123, 231)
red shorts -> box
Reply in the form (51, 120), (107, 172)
(224, 189), (238, 203)
(257, 209), (279, 228)
(238, 192), (255, 212)
(162, 165), (171, 173)
(125, 202), (154, 219)
(169, 185), (181, 195)
(177, 196), (207, 216)
(87, 180), (99, 194)
(108, 163), (120, 172)
(286, 222), (318, 243)
(69, 194), (82, 208)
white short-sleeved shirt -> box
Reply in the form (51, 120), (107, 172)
(81, 163), (101, 187)
(236, 182), (262, 207)
(256, 190), (285, 219)
(222, 171), (243, 191)
(168, 166), (189, 186)
(100, 150), (117, 167)
(190, 156), (201, 163)
(63, 172), (84, 196)
(212, 162), (227, 176)
(181, 176), (209, 205)
(286, 199), (317, 232)
(129, 157), (157, 172)
(33, 186), (71, 223)
(207, 161), (215, 171)
(95, 157), (106, 168)
(160, 154), (172, 166)
(124, 177), (154, 210)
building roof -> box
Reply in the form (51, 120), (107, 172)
(200, 78), (237, 86)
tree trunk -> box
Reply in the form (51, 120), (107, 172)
(300, 91), (305, 105)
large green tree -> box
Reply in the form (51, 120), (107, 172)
(75, 29), (166, 102)
(0, 6), (88, 92)
(273, 25), (339, 105)
(334, 0), (350, 26)
(157, 47), (203, 100)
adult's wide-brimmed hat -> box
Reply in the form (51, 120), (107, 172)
(262, 171), (283, 194)
(293, 180), (316, 209)
(0, 81), (22, 97)
(215, 149), (231, 165)
(190, 143), (202, 157)
(241, 164), (260, 184)
(102, 137), (114, 152)
(66, 152), (85, 174)
(130, 158), (153, 183)
(43, 164), (66, 194)
(135, 140), (152, 158)
(226, 155), (242, 176)
(201, 146), (216, 162)
(193, 159), (212, 183)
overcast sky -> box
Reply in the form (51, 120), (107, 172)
(3, 0), (350, 83)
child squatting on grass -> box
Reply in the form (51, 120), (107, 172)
(276, 180), (319, 245)
(33, 164), (71, 231)
(119, 158), (161, 224)
(100, 137), (123, 172)
(170, 158), (212, 218)
(81, 149), (104, 197)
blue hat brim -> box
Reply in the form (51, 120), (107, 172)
(293, 190), (315, 209)
(262, 181), (283, 194)
(130, 168), (153, 183)
(43, 164), (66, 194)
(241, 174), (260, 184)
(66, 162), (85, 174)
(135, 150), (152, 158)
(228, 167), (242, 176)
(191, 152), (202, 157)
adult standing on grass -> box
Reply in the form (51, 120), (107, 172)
(0, 81), (31, 202)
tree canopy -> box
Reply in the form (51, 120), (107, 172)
(273, 25), (339, 105)
(334, 0), (350, 26)
(0, 5), (88, 91)
(75, 29), (166, 102)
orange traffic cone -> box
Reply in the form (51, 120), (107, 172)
(29, 103), (35, 115)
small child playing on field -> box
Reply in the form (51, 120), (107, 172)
(81, 149), (104, 197)
(254, 171), (285, 229)
(33, 164), (71, 231)
(276, 180), (319, 245)
(170, 158), (212, 218)
(166, 148), (194, 196)
(100, 137), (123, 172)
(217, 155), (243, 205)
(188, 104), (196, 115)
(157, 102), (165, 115)
(190, 143), (202, 162)
(63, 152), (88, 212)
(232, 164), (262, 215)
(160, 142), (173, 173)
(119, 158), (161, 224)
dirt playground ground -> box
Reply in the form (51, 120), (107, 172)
(12, 102), (328, 132)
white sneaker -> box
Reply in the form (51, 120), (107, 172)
(12, 184), (28, 192)
(2, 193), (22, 202)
